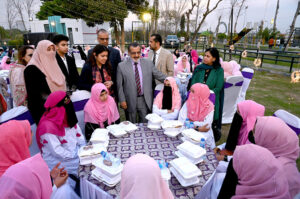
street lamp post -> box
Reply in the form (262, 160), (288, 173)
(229, 6), (234, 60)
(142, 13), (151, 44)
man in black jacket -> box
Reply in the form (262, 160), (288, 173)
(53, 34), (80, 92)
(87, 29), (121, 99)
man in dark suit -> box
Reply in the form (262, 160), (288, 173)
(88, 29), (121, 99)
(53, 34), (79, 92)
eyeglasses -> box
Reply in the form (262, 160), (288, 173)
(98, 38), (109, 41)
(130, 52), (141, 55)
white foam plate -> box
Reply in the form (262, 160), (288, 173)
(175, 151), (204, 165)
(164, 130), (181, 138)
(170, 167), (200, 187)
(170, 157), (202, 180)
(119, 121), (138, 132)
(161, 120), (183, 129)
(91, 168), (121, 186)
(93, 157), (123, 178)
(177, 141), (206, 159)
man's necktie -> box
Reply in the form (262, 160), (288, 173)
(152, 52), (156, 65)
(134, 62), (142, 96)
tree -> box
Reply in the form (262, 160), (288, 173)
(215, 15), (222, 43)
(190, 0), (223, 43)
(273, 0), (280, 33)
(180, 15), (185, 32)
(234, 0), (246, 33)
(6, 1), (18, 30)
(11, 0), (28, 31)
(284, 0), (300, 51)
(185, 0), (197, 41)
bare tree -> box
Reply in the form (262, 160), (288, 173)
(6, 1), (18, 30)
(154, 0), (159, 33)
(194, 0), (202, 33)
(190, 0), (223, 43)
(273, 0), (280, 32)
(11, 0), (27, 31)
(215, 15), (222, 38)
(24, 0), (36, 20)
(234, 0), (246, 33)
(284, 0), (300, 52)
(173, 0), (189, 32)
(185, 0), (197, 41)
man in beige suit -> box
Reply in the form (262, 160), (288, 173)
(148, 34), (174, 80)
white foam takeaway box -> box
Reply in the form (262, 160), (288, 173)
(177, 141), (206, 160)
(181, 128), (206, 143)
(170, 157), (202, 180)
(175, 150), (204, 165)
(146, 113), (164, 123)
(170, 167), (200, 187)
(119, 121), (138, 132)
(93, 157), (123, 178)
(78, 145), (106, 165)
(90, 129), (109, 144)
(161, 120), (183, 137)
(106, 124), (127, 138)
(91, 168), (121, 187)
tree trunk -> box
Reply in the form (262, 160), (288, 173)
(273, 0), (280, 32)
(12, 0), (27, 31)
(186, 13), (190, 42)
(284, 0), (300, 52)
(114, 22), (120, 45)
(154, 0), (159, 33)
(234, 0), (245, 33)
(120, 20), (125, 53)
(215, 15), (222, 43)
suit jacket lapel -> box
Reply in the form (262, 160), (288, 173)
(56, 53), (68, 77)
(156, 49), (163, 70)
(126, 59), (135, 85)
(140, 59), (146, 87)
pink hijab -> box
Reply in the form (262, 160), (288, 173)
(237, 100), (265, 145)
(27, 40), (66, 92)
(232, 144), (290, 199)
(120, 154), (174, 199)
(36, 91), (68, 149)
(0, 56), (12, 70)
(221, 61), (242, 78)
(84, 83), (119, 128)
(0, 153), (52, 199)
(187, 83), (214, 122)
(153, 77), (181, 111)
(191, 49), (198, 65)
(255, 116), (300, 198)
(0, 120), (31, 177)
(175, 55), (190, 75)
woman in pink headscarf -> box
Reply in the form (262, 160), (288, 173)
(24, 40), (66, 124)
(84, 83), (120, 141)
(178, 83), (216, 148)
(214, 100), (265, 158)
(153, 77), (181, 120)
(0, 120), (31, 177)
(174, 55), (190, 76)
(37, 91), (86, 176)
(218, 144), (290, 199)
(0, 153), (79, 199)
(221, 60), (242, 78)
(120, 154), (174, 199)
(254, 116), (300, 198)
(191, 49), (199, 65)
(0, 56), (13, 70)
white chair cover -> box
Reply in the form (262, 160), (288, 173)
(274, 109), (300, 135)
(222, 75), (244, 124)
(237, 67), (254, 103)
(154, 83), (164, 98)
(70, 90), (91, 135)
(80, 178), (113, 199)
(0, 106), (39, 156)
(195, 171), (216, 199)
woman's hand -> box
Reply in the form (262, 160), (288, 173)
(54, 170), (68, 188)
(50, 162), (64, 179)
(167, 110), (174, 113)
(104, 81), (113, 89)
(197, 124), (210, 132)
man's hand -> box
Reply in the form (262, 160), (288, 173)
(104, 81), (113, 89)
(120, 101), (127, 110)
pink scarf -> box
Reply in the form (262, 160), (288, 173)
(120, 154), (174, 199)
(232, 144), (290, 199)
(84, 83), (119, 128)
(153, 77), (181, 111)
(0, 120), (31, 177)
(221, 61), (242, 78)
(175, 55), (190, 75)
(36, 91), (68, 149)
(0, 56), (12, 70)
(255, 116), (300, 198)
(237, 100), (265, 145)
(27, 40), (66, 92)
(191, 50), (198, 65)
(187, 83), (214, 122)
(0, 153), (52, 199)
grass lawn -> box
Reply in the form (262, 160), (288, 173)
(216, 70), (300, 170)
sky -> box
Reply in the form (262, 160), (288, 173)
(0, 0), (299, 34)
(124, 0), (300, 34)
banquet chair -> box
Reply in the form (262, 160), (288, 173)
(0, 106), (39, 156)
(237, 67), (254, 103)
(274, 109), (300, 135)
(222, 75), (244, 124)
(70, 90), (91, 135)
(154, 83), (164, 98)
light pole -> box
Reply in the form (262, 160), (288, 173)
(142, 13), (151, 45)
(229, 6), (234, 60)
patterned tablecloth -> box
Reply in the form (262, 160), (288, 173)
(79, 123), (218, 199)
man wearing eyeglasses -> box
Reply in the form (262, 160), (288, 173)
(117, 43), (166, 123)
(87, 29), (121, 101)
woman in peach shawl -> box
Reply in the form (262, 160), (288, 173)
(174, 55), (190, 76)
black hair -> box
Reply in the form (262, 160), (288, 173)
(150, 34), (162, 46)
(89, 44), (112, 76)
(205, 47), (221, 68)
(128, 42), (141, 52)
(52, 34), (69, 45)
